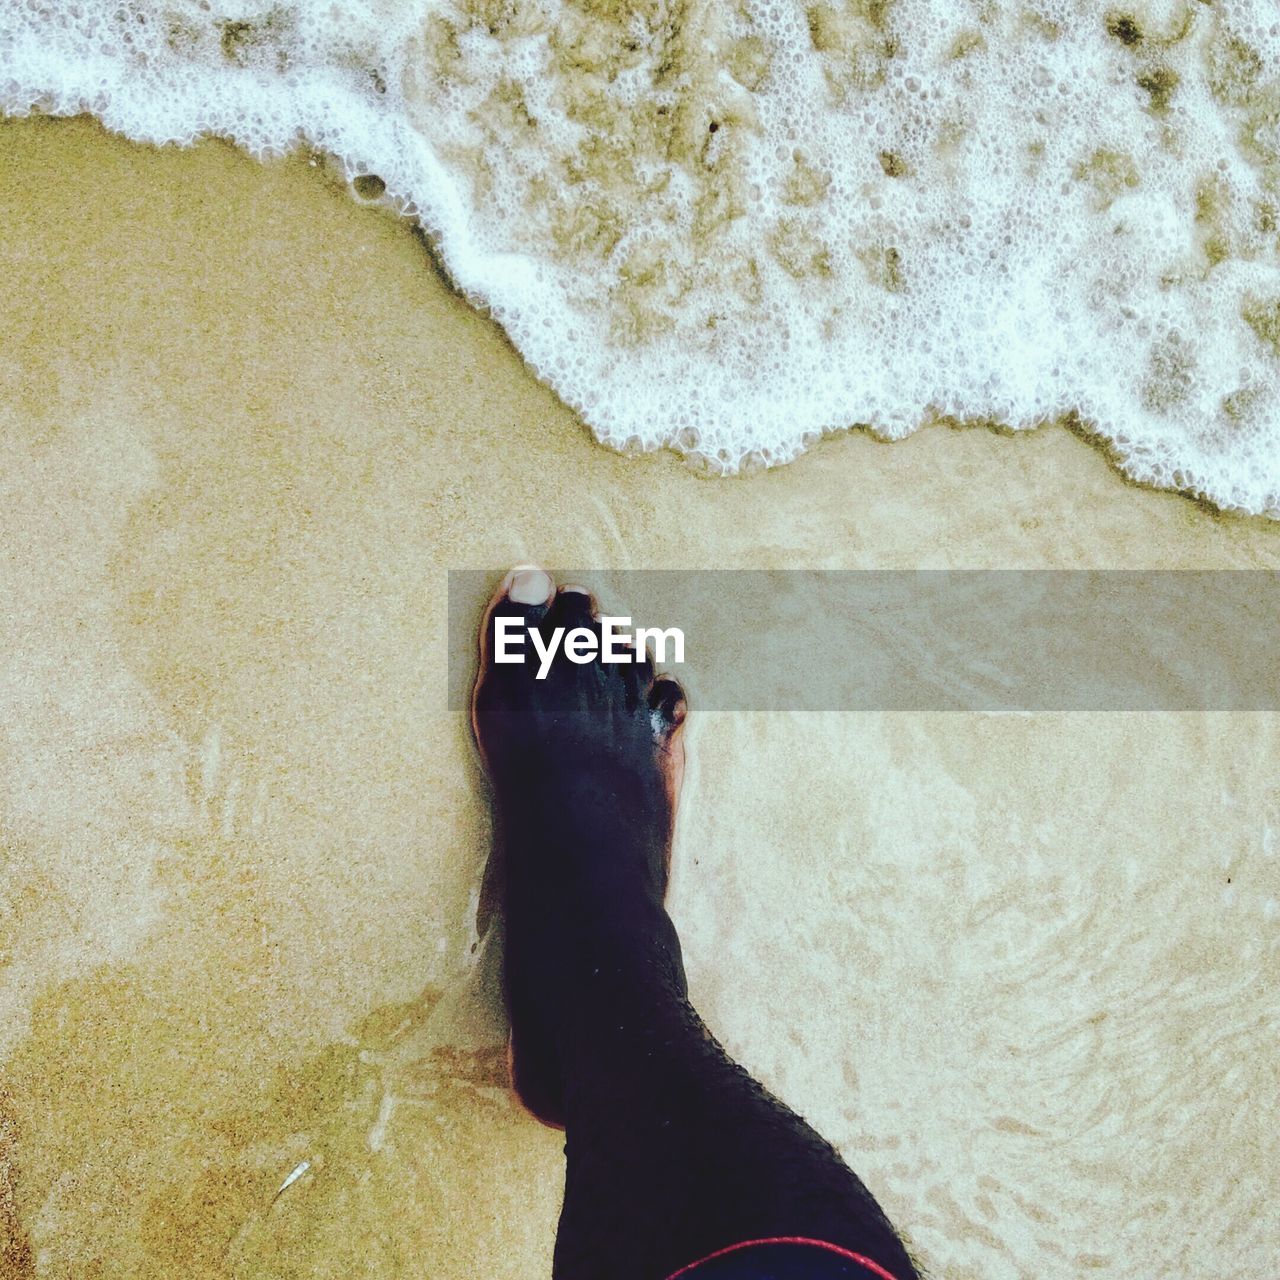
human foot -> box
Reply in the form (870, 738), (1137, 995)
(471, 566), (688, 1127)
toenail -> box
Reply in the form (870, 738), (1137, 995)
(509, 568), (552, 605)
(562, 585), (590, 596)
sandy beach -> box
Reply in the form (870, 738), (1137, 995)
(1, 115), (1278, 1279)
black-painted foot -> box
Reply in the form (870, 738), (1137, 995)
(471, 566), (688, 1127)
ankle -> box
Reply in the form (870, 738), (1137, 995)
(557, 904), (691, 1042)
(498, 780), (673, 912)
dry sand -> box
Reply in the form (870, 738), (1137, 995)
(1, 115), (1278, 1279)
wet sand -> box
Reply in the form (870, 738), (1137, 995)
(1, 115), (1278, 1280)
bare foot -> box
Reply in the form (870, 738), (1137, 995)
(471, 566), (688, 1127)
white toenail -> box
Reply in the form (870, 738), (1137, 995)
(502, 562), (541, 588)
(509, 568), (552, 605)
(563, 585), (589, 595)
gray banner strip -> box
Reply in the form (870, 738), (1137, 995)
(447, 570), (1280, 711)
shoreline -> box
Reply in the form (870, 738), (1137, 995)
(9, 112), (1280, 534)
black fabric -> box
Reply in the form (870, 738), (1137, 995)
(548, 955), (918, 1280)
(675, 1241), (894, 1279)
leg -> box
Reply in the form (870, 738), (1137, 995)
(472, 568), (919, 1280)
(552, 950), (917, 1280)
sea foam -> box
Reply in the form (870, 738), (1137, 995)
(3, 0), (1280, 511)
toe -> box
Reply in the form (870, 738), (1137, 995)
(629, 638), (656, 688)
(648, 676), (687, 734)
(543, 584), (598, 634)
(481, 565), (555, 668)
(507, 565), (555, 607)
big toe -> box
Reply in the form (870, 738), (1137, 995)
(481, 564), (556, 667)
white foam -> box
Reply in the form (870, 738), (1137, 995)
(3, 0), (1279, 511)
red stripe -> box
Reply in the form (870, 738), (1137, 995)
(664, 1236), (900, 1280)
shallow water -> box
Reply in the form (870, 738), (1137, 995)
(3, 0), (1280, 508)
(1, 120), (1279, 1279)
